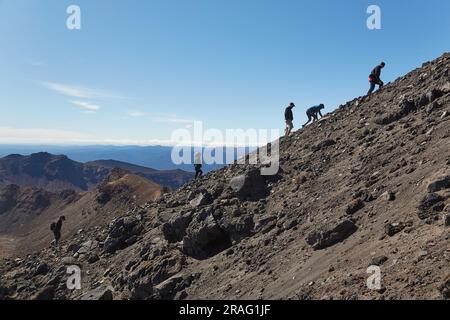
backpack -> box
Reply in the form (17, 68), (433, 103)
(50, 222), (56, 232)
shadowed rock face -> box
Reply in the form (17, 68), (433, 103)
(306, 220), (358, 250)
(0, 53), (450, 301)
(0, 185), (19, 215)
(0, 153), (109, 192)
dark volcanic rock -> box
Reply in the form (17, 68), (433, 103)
(103, 215), (144, 254)
(385, 222), (406, 237)
(229, 168), (268, 201)
(369, 255), (389, 267)
(34, 262), (50, 276)
(306, 220), (358, 250)
(440, 275), (450, 299)
(417, 193), (446, 223)
(80, 285), (114, 300)
(427, 176), (450, 193)
(346, 199), (365, 215)
(162, 212), (193, 243)
(190, 190), (213, 207)
(182, 215), (232, 259)
(33, 286), (55, 300)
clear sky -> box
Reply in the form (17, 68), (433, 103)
(1, 0), (449, 145)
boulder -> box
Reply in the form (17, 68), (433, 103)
(218, 214), (254, 243)
(229, 169), (268, 201)
(80, 284), (114, 300)
(444, 214), (450, 227)
(385, 222), (406, 237)
(153, 274), (192, 300)
(103, 215), (143, 254)
(77, 240), (97, 255)
(306, 220), (358, 250)
(427, 176), (450, 193)
(32, 286), (55, 300)
(382, 191), (396, 201)
(34, 262), (50, 276)
(346, 199), (365, 215)
(417, 193), (445, 223)
(439, 275), (450, 299)
(162, 212), (193, 243)
(182, 215), (232, 259)
(426, 89), (444, 104)
(369, 255), (389, 267)
(189, 191), (213, 207)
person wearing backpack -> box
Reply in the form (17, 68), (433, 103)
(367, 62), (386, 95)
(50, 216), (65, 247)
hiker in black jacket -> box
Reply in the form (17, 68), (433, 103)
(303, 104), (325, 127)
(367, 62), (385, 95)
(284, 102), (295, 137)
(50, 216), (65, 247)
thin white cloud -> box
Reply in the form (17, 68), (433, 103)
(128, 110), (145, 117)
(0, 126), (92, 144)
(71, 100), (101, 111)
(42, 82), (126, 100)
(28, 60), (45, 67)
(152, 116), (195, 124)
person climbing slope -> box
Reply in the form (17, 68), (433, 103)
(50, 216), (65, 247)
(194, 152), (203, 180)
(284, 102), (295, 137)
(367, 62), (386, 95)
(303, 104), (325, 127)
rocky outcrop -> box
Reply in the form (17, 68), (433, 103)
(103, 215), (144, 254)
(306, 220), (358, 250)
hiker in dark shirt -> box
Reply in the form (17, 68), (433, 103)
(303, 104), (325, 127)
(367, 62), (385, 95)
(50, 216), (65, 247)
(284, 102), (295, 137)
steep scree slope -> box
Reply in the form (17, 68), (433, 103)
(0, 53), (449, 300)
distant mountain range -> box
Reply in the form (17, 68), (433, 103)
(0, 152), (193, 191)
(0, 145), (252, 172)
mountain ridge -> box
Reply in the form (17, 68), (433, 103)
(0, 152), (193, 191)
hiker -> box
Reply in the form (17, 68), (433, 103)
(284, 102), (295, 137)
(194, 152), (203, 180)
(303, 104), (325, 127)
(50, 216), (65, 247)
(367, 62), (386, 95)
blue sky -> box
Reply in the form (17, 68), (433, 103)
(0, 0), (449, 145)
